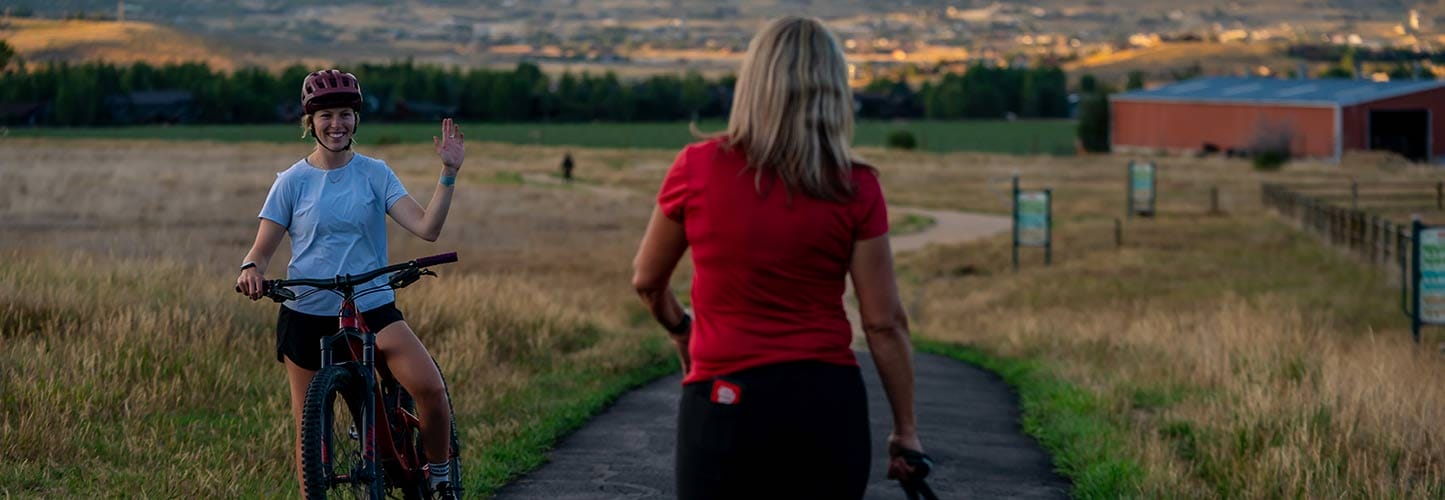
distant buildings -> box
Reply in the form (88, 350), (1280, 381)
(1112, 77), (1445, 162)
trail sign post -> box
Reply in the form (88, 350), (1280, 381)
(1410, 220), (1445, 343)
(1012, 175), (1052, 272)
(1127, 160), (1156, 218)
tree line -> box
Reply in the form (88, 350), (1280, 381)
(0, 43), (1077, 126)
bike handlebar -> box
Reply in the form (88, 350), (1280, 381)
(235, 252), (459, 300)
(414, 252), (458, 268)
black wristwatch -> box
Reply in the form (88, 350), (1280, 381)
(665, 313), (692, 335)
(240, 261), (257, 272)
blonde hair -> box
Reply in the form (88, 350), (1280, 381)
(723, 16), (858, 202)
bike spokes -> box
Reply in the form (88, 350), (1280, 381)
(325, 391), (369, 498)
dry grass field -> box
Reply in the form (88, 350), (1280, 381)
(0, 138), (679, 496)
(3, 134), (1445, 497)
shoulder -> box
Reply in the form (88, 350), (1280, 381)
(685, 137), (725, 154)
(273, 159), (310, 183)
(849, 162), (884, 202)
(850, 162), (881, 188)
(675, 137), (737, 170)
(353, 153), (391, 172)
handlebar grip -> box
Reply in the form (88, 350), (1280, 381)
(414, 252), (458, 267)
(235, 281), (274, 293)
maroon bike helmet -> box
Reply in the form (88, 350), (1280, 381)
(301, 69), (363, 114)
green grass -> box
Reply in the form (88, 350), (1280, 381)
(915, 339), (1145, 499)
(2, 120), (1078, 155)
(893, 213), (938, 236)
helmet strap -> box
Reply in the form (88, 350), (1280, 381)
(311, 123), (356, 153)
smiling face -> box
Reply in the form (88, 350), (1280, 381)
(309, 107), (358, 150)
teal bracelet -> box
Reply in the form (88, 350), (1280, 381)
(440, 175), (456, 187)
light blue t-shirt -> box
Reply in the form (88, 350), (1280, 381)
(259, 153), (409, 316)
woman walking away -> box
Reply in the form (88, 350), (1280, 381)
(631, 17), (928, 500)
(234, 69), (465, 498)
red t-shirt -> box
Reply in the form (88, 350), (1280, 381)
(658, 139), (889, 384)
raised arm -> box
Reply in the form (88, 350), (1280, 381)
(849, 233), (926, 473)
(390, 118), (464, 242)
(632, 206), (692, 373)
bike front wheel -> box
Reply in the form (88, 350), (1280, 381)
(302, 364), (380, 500)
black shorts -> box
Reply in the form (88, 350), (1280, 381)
(275, 303), (405, 371)
(676, 360), (871, 500)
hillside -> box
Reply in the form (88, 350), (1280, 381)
(1065, 41), (1307, 82)
(0, 18), (324, 72)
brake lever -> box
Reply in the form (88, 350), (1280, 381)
(269, 286), (297, 303)
(387, 268), (428, 289)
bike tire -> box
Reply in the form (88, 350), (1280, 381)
(302, 364), (380, 500)
(384, 356), (462, 500)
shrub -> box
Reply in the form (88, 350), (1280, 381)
(1250, 120), (1294, 171)
(886, 130), (918, 150)
(1253, 151), (1289, 171)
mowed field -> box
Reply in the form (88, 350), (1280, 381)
(2, 120), (1079, 156)
(3, 133), (1445, 497)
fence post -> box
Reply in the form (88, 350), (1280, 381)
(1351, 181), (1359, 211)
(1412, 218), (1423, 344)
(1370, 215), (1379, 262)
(1210, 186), (1220, 215)
(1385, 220), (1393, 262)
(1355, 212), (1364, 251)
(1114, 217), (1122, 249)
(1437, 181), (1442, 211)
(1332, 207), (1339, 244)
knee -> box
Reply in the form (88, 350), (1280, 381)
(409, 377), (448, 409)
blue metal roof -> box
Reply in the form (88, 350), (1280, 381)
(1113, 76), (1445, 107)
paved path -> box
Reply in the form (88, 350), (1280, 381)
(491, 192), (1067, 498)
(493, 352), (1070, 499)
(889, 207), (1010, 253)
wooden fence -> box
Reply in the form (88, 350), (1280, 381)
(1261, 181), (1445, 280)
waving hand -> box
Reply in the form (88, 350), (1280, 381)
(434, 118), (465, 172)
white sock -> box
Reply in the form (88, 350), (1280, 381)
(428, 462), (450, 487)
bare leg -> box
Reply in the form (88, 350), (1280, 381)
(285, 359), (319, 496)
(375, 320), (452, 464)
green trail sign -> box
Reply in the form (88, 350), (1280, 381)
(1012, 176), (1052, 271)
(1127, 160), (1156, 217)
(1411, 221), (1445, 343)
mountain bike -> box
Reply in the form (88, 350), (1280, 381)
(247, 252), (463, 500)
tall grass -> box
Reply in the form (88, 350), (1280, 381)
(900, 214), (1445, 497)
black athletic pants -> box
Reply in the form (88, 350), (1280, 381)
(676, 360), (871, 499)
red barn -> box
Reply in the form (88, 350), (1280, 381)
(1111, 77), (1445, 163)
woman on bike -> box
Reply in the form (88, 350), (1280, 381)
(631, 16), (928, 499)
(235, 69), (463, 496)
